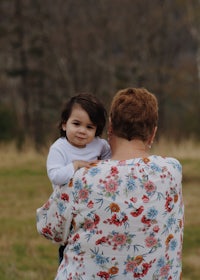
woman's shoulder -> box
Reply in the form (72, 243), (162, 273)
(151, 155), (181, 163)
(149, 155), (182, 171)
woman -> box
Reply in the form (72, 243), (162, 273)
(37, 87), (184, 280)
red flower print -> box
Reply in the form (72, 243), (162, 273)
(87, 200), (94, 208)
(145, 236), (158, 248)
(126, 256), (144, 273)
(96, 236), (107, 245)
(141, 215), (151, 226)
(78, 189), (89, 200)
(144, 181), (156, 193)
(94, 214), (100, 225)
(105, 213), (128, 226)
(142, 195), (149, 203)
(130, 197), (137, 203)
(42, 226), (52, 236)
(61, 193), (69, 201)
(83, 214), (100, 231)
(97, 271), (110, 279)
(160, 264), (170, 276)
(105, 179), (118, 193)
(130, 206), (144, 217)
(110, 166), (119, 176)
(165, 194), (173, 212)
(54, 237), (63, 242)
(112, 233), (127, 245)
(133, 262), (151, 278)
(126, 260), (136, 272)
(73, 233), (80, 242)
(153, 225), (160, 233)
(83, 219), (95, 230)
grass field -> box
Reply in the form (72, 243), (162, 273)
(0, 141), (199, 279)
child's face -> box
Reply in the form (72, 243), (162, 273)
(62, 104), (97, 148)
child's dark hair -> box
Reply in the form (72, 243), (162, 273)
(59, 93), (107, 137)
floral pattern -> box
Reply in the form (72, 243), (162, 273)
(36, 156), (184, 280)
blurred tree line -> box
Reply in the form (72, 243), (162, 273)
(0, 0), (199, 150)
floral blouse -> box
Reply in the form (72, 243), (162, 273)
(36, 156), (184, 280)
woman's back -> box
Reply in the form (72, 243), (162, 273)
(57, 155), (184, 279)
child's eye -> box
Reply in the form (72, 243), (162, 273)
(73, 122), (80, 126)
(87, 125), (95, 130)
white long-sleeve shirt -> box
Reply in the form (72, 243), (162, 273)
(47, 136), (111, 189)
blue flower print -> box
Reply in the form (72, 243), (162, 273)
(149, 160), (162, 173)
(167, 159), (182, 173)
(126, 177), (137, 191)
(88, 167), (101, 177)
(157, 257), (165, 268)
(74, 179), (83, 190)
(169, 239), (177, 251)
(57, 202), (66, 214)
(72, 243), (82, 254)
(166, 215), (176, 229)
(90, 248), (109, 266)
(147, 206), (158, 220)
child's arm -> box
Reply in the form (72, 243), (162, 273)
(36, 185), (73, 245)
(47, 148), (92, 188)
(47, 159), (91, 188)
(47, 150), (74, 186)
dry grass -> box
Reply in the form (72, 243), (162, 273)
(0, 142), (47, 168)
(152, 138), (200, 159)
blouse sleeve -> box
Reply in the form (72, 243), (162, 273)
(36, 185), (73, 245)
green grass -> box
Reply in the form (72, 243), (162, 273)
(0, 145), (199, 279)
(0, 152), (58, 280)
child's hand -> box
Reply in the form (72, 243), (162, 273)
(73, 160), (93, 171)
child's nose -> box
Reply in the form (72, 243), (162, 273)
(79, 126), (86, 133)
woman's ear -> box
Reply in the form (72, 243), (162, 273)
(107, 121), (113, 142)
(148, 126), (157, 148)
(151, 126), (157, 144)
(152, 126), (157, 142)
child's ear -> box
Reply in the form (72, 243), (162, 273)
(62, 122), (67, 131)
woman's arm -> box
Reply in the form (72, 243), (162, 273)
(36, 185), (73, 245)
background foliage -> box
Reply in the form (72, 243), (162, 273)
(0, 0), (200, 149)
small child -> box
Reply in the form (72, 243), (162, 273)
(46, 92), (111, 263)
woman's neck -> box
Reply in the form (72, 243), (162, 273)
(110, 136), (149, 160)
